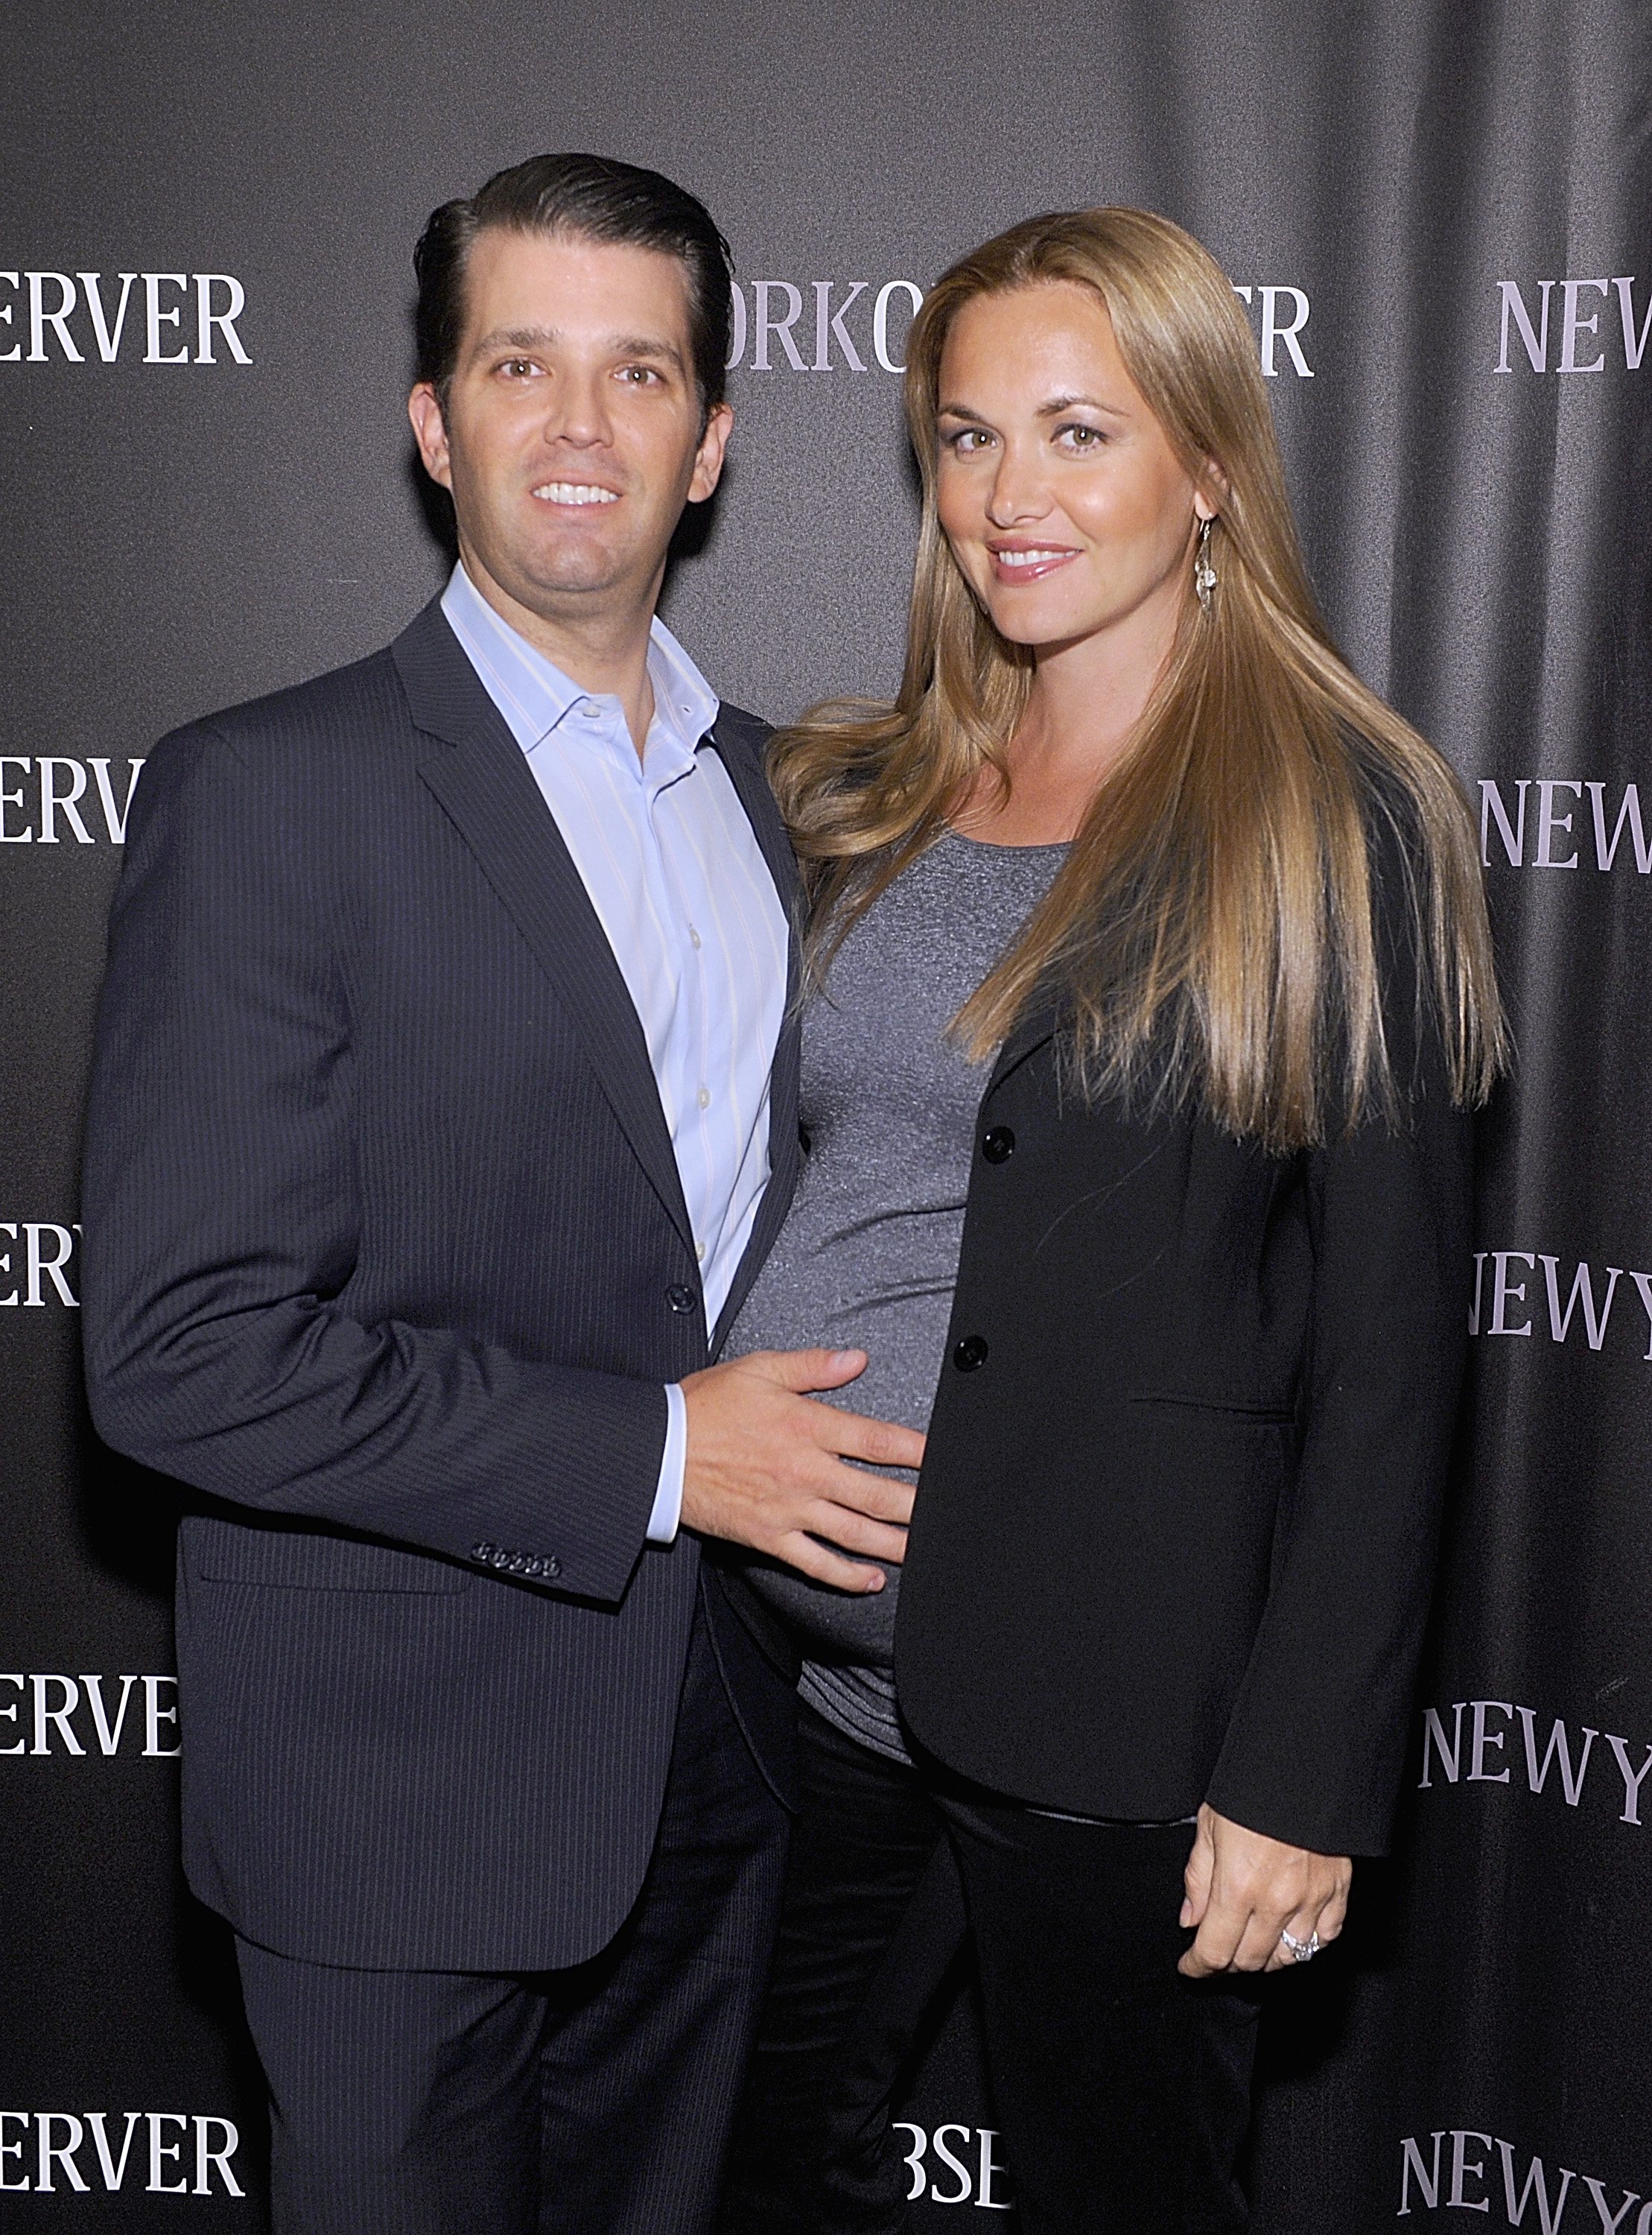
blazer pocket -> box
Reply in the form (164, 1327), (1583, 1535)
(1131, 1392), (1298, 1426)
(191, 1516), (472, 1594)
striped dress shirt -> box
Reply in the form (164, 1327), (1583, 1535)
(439, 563), (788, 1541)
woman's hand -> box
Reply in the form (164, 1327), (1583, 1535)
(1178, 1804), (1351, 1976)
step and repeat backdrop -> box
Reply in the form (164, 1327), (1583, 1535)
(3, 0), (1650, 2224)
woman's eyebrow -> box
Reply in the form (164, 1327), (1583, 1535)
(1037, 392), (1129, 419)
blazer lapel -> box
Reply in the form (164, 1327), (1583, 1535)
(987, 991), (1060, 1095)
(703, 708), (803, 1357)
(394, 603), (696, 1258)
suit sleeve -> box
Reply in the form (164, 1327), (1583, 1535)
(80, 719), (664, 1602)
(1203, 835), (1475, 1856)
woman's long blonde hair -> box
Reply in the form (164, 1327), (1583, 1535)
(769, 208), (1505, 1150)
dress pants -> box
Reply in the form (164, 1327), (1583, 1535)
(714, 1702), (968, 2235)
(937, 1795), (1261, 2235)
(234, 1602), (790, 2235)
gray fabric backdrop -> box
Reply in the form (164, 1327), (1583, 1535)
(3, 0), (1649, 2222)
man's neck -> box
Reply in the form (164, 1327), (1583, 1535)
(456, 546), (661, 756)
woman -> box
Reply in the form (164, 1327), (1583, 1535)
(719, 206), (1502, 2234)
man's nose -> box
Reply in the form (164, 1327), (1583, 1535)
(541, 367), (611, 448)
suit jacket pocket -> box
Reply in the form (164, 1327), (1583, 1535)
(189, 1514), (473, 1593)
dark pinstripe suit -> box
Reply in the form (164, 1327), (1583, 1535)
(80, 599), (804, 2228)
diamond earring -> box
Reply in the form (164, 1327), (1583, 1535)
(1194, 517), (1217, 614)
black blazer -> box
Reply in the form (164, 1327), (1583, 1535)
(895, 838), (1472, 1858)
(80, 598), (801, 1971)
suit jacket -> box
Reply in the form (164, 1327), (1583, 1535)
(80, 597), (801, 1971)
(895, 823), (1472, 1858)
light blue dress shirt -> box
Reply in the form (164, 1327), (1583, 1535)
(441, 563), (789, 1544)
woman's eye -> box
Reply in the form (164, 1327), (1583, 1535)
(1058, 423), (1104, 449)
(948, 428), (994, 454)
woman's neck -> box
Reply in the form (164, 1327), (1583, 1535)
(956, 597), (1178, 846)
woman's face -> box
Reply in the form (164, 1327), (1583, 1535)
(934, 282), (1213, 656)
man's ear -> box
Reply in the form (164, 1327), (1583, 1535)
(687, 401), (734, 505)
(408, 383), (454, 491)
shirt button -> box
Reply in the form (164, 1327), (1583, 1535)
(696, 1240), (706, 1261)
(982, 1126), (1016, 1164)
(579, 700), (601, 720)
(666, 1284), (697, 1314)
(689, 926), (702, 949)
(952, 1334), (990, 1372)
(696, 1085), (711, 1109)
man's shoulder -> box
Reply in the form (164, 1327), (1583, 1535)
(709, 700), (773, 766)
(162, 641), (410, 769)
(139, 606), (461, 811)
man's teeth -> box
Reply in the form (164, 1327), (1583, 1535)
(997, 548), (1067, 567)
(534, 483), (620, 505)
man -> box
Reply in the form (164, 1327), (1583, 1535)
(80, 153), (921, 2234)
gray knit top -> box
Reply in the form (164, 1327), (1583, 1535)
(725, 828), (1067, 1761)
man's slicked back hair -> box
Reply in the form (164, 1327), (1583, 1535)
(413, 152), (734, 422)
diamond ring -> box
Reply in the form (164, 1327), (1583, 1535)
(1280, 1928), (1321, 1963)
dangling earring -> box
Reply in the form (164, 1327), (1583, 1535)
(1194, 517), (1217, 615)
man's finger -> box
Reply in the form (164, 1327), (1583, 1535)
(746, 1347), (868, 1393)
(798, 1509), (909, 1567)
(813, 1463), (917, 1525)
(828, 1408), (927, 1471)
(772, 1532), (889, 1594)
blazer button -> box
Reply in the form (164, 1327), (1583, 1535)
(542, 1555), (562, 1579)
(666, 1284), (697, 1314)
(981, 1126), (1016, 1164)
(952, 1334), (989, 1372)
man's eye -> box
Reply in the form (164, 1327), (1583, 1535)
(618, 364), (663, 384)
(500, 359), (538, 378)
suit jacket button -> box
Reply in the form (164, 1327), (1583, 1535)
(952, 1334), (989, 1372)
(666, 1284), (697, 1313)
(472, 1541), (494, 1561)
(544, 1555), (562, 1579)
(981, 1126), (1016, 1163)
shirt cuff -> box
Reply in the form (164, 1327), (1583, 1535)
(646, 1384), (687, 1545)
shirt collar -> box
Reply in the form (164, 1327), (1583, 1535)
(440, 561), (720, 764)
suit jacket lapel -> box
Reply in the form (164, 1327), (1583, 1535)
(395, 603), (696, 1258)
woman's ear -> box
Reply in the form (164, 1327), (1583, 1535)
(1193, 458), (1230, 523)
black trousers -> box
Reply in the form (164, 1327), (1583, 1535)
(714, 1703), (968, 2235)
(938, 1795), (1261, 2235)
(234, 1602), (789, 2235)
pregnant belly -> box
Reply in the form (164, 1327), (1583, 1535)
(726, 1286), (947, 1665)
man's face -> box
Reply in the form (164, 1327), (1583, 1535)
(408, 228), (731, 632)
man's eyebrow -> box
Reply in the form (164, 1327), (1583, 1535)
(469, 324), (686, 372)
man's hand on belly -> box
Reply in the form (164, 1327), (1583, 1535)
(679, 1349), (922, 1592)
